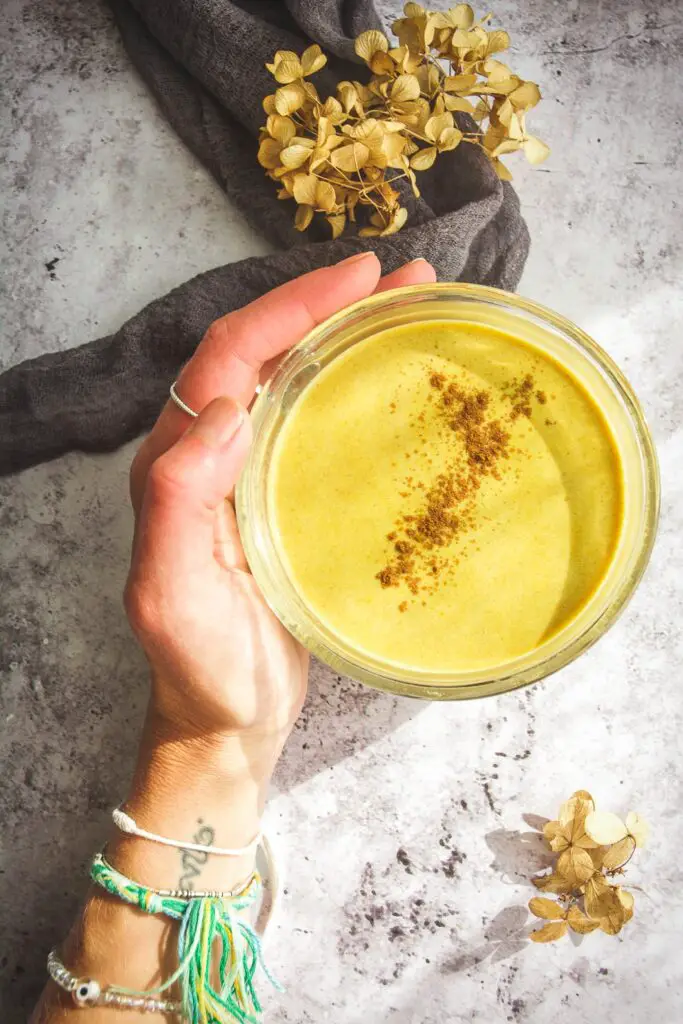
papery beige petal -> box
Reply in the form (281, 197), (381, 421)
(438, 127), (463, 151)
(321, 96), (345, 122)
(274, 83), (306, 115)
(449, 4), (475, 30)
(557, 846), (595, 885)
(509, 81), (542, 111)
(585, 811), (627, 846)
(618, 888), (635, 922)
(601, 837), (636, 872)
(315, 180), (337, 212)
(330, 142), (371, 172)
(496, 98), (515, 127)
(532, 872), (573, 895)
(302, 80), (321, 103)
(272, 58), (304, 85)
(410, 145), (438, 170)
(486, 30), (511, 55)
(355, 29), (390, 62)
(301, 44), (327, 77)
(599, 903), (627, 935)
(508, 113), (525, 140)
(425, 112), (454, 141)
(530, 921), (567, 943)
(381, 132), (408, 166)
(267, 115), (296, 145)
(326, 213), (346, 239)
(529, 897), (566, 921)
(337, 82), (360, 113)
(584, 875), (621, 919)
(625, 812), (649, 848)
(257, 138), (283, 170)
(370, 51), (396, 75)
(444, 73), (478, 93)
(391, 74), (421, 104)
(269, 50), (300, 66)
(292, 173), (319, 205)
(567, 907), (601, 934)
(280, 144), (314, 170)
(310, 146), (330, 171)
(382, 206), (408, 235)
(294, 204), (314, 231)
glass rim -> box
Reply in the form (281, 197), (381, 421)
(236, 282), (660, 701)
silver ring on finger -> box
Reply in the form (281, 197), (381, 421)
(169, 381), (198, 418)
(169, 379), (262, 419)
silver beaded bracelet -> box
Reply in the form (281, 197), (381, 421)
(47, 950), (183, 1015)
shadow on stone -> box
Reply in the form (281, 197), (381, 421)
(439, 820), (559, 976)
(441, 905), (530, 974)
(484, 826), (554, 884)
(522, 812), (550, 831)
(274, 659), (421, 789)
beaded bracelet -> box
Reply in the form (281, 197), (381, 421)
(47, 949), (182, 1014)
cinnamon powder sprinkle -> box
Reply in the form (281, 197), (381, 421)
(376, 365), (551, 604)
(507, 373), (535, 419)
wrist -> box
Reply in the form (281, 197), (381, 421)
(144, 700), (282, 786)
(106, 706), (269, 896)
(145, 694), (291, 786)
(52, 708), (268, 1013)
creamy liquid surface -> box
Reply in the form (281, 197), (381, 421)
(270, 321), (623, 672)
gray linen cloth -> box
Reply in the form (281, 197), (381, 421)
(0, 0), (530, 475)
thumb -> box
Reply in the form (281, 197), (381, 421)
(135, 397), (252, 578)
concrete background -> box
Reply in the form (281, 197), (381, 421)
(1, 1), (682, 1021)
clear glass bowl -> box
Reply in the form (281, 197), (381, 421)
(236, 284), (659, 700)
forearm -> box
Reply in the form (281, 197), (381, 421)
(33, 709), (268, 1023)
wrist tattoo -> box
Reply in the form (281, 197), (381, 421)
(178, 819), (215, 890)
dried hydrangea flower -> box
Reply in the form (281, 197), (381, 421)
(528, 791), (647, 942)
(259, 3), (548, 238)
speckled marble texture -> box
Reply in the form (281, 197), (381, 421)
(1, 1), (682, 1021)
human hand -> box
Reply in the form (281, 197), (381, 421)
(125, 253), (436, 782)
(29, 258), (440, 1024)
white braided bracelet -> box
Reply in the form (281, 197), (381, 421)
(112, 807), (261, 856)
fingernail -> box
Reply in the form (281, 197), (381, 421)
(190, 397), (244, 449)
(336, 251), (376, 267)
(407, 258), (430, 265)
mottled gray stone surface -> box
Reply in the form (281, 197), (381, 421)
(1, 1), (682, 1021)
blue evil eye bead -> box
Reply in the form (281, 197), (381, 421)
(73, 978), (101, 1006)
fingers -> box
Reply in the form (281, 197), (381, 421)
(374, 258), (437, 293)
(131, 252), (382, 510)
(131, 254), (438, 513)
(185, 251), (382, 404)
(253, 259), (436, 390)
(133, 398), (252, 583)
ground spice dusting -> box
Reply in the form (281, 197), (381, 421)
(376, 365), (551, 605)
(505, 373), (550, 419)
